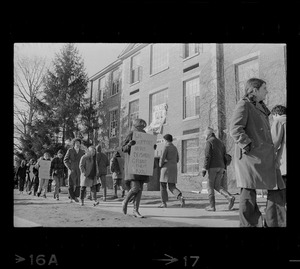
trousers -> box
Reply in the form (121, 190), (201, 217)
(160, 182), (181, 203)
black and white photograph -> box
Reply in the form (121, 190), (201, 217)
(13, 43), (287, 228)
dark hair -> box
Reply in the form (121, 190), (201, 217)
(163, 134), (173, 142)
(72, 138), (82, 146)
(271, 105), (286, 116)
(244, 78), (266, 101)
(57, 149), (64, 155)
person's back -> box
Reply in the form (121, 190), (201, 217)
(205, 133), (226, 169)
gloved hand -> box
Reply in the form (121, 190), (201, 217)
(154, 144), (157, 150)
(129, 140), (136, 146)
(201, 169), (207, 177)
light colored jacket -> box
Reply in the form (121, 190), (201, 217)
(271, 115), (286, 175)
(159, 142), (179, 183)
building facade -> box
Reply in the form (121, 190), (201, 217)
(88, 43), (286, 192)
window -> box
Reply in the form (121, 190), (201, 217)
(182, 138), (199, 174)
(130, 54), (142, 84)
(97, 77), (105, 102)
(128, 99), (139, 129)
(183, 43), (203, 59)
(183, 77), (200, 119)
(151, 44), (169, 74)
(109, 109), (118, 138)
(235, 58), (259, 101)
(149, 89), (168, 124)
(111, 69), (121, 96)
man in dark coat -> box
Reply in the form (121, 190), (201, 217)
(95, 144), (109, 201)
(201, 127), (235, 211)
(63, 138), (86, 203)
(230, 78), (286, 227)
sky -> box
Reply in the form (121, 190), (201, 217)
(14, 43), (128, 78)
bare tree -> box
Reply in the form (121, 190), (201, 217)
(14, 55), (48, 140)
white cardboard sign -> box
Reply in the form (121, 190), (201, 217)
(128, 131), (156, 176)
(38, 159), (51, 179)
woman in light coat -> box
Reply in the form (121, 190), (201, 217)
(79, 146), (99, 206)
(159, 134), (185, 208)
(229, 78), (286, 227)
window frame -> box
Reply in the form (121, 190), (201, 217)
(109, 109), (118, 138)
(128, 99), (139, 129)
(150, 43), (169, 75)
(183, 76), (201, 120)
(181, 138), (200, 174)
(149, 88), (168, 124)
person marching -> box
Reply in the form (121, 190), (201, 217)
(64, 138), (86, 203)
(95, 144), (109, 201)
(201, 127), (235, 211)
(79, 146), (99, 206)
(110, 151), (125, 199)
(36, 151), (52, 198)
(26, 158), (37, 195)
(158, 134), (185, 208)
(15, 160), (27, 194)
(121, 118), (153, 218)
(50, 149), (65, 201)
(230, 78), (286, 227)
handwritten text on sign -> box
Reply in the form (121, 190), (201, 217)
(38, 160), (51, 179)
(128, 131), (156, 176)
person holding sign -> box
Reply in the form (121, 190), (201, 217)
(121, 118), (156, 218)
(35, 150), (52, 198)
(159, 134), (185, 208)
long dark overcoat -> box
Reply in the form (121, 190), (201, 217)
(63, 147), (86, 186)
(229, 98), (285, 190)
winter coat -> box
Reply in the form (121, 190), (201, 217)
(16, 165), (27, 180)
(95, 146), (109, 176)
(159, 142), (179, 183)
(271, 115), (286, 176)
(79, 154), (98, 187)
(50, 157), (65, 178)
(121, 128), (149, 182)
(203, 133), (226, 170)
(110, 153), (124, 180)
(229, 98), (285, 190)
(63, 148), (86, 186)
(35, 157), (52, 179)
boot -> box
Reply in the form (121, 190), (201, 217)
(219, 189), (235, 210)
(178, 194), (185, 208)
(112, 186), (118, 199)
(205, 195), (216, 211)
(133, 190), (144, 218)
(122, 190), (136, 215)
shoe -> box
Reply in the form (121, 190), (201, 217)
(80, 200), (84, 206)
(179, 196), (185, 207)
(74, 197), (79, 203)
(93, 201), (100, 206)
(28, 191), (32, 195)
(133, 210), (144, 218)
(56, 197), (59, 201)
(158, 203), (167, 208)
(43, 194), (47, 198)
(205, 206), (216, 211)
(228, 196), (235, 210)
(54, 194), (56, 199)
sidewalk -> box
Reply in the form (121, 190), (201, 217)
(14, 188), (268, 227)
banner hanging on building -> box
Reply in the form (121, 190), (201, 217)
(145, 103), (167, 134)
(128, 131), (156, 176)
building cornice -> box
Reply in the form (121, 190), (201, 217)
(118, 43), (149, 60)
(89, 59), (122, 81)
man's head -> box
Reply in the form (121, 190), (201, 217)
(43, 150), (51, 160)
(203, 127), (214, 139)
(271, 105), (286, 117)
(132, 118), (147, 130)
(163, 134), (173, 143)
(88, 146), (96, 156)
(57, 149), (64, 158)
(72, 138), (82, 150)
(244, 78), (267, 102)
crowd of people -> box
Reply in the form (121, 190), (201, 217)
(14, 77), (286, 226)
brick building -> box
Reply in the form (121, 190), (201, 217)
(88, 43), (286, 192)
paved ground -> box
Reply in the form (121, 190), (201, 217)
(13, 187), (268, 227)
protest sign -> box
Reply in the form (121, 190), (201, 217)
(38, 160), (51, 179)
(128, 131), (156, 176)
